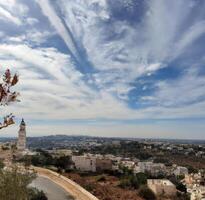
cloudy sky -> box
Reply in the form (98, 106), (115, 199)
(0, 0), (205, 139)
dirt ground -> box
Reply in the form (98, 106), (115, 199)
(63, 173), (143, 200)
(167, 155), (205, 169)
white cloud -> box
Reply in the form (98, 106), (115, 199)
(175, 20), (205, 57)
(0, 44), (136, 121)
(37, 0), (80, 59)
(0, 43), (205, 123)
(0, 6), (22, 25)
(54, 0), (205, 99)
(3, 29), (54, 45)
(0, 31), (4, 37)
(0, 0), (28, 25)
(0, 0), (205, 138)
(26, 17), (39, 25)
(145, 69), (205, 107)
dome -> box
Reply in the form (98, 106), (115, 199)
(20, 118), (26, 126)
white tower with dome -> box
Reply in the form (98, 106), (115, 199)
(17, 119), (26, 151)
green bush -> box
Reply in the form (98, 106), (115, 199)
(96, 175), (106, 182)
(119, 178), (131, 188)
(28, 188), (48, 200)
(20, 150), (73, 172)
(0, 166), (36, 200)
(0, 160), (4, 169)
(119, 173), (147, 189)
(135, 173), (147, 185)
(176, 182), (187, 193)
(0, 166), (48, 200)
(84, 184), (94, 192)
(187, 166), (198, 174)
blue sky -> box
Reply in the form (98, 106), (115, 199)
(0, 0), (205, 139)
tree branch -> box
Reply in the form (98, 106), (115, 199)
(0, 69), (19, 130)
(0, 114), (15, 129)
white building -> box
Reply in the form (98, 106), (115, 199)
(72, 155), (113, 172)
(137, 161), (153, 173)
(147, 179), (176, 197)
(174, 166), (188, 176)
(134, 162), (166, 176)
(72, 155), (96, 172)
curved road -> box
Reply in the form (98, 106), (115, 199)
(34, 167), (99, 200)
(31, 176), (74, 200)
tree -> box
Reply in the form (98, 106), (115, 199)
(119, 173), (147, 189)
(0, 69), (19, 129)
(28, 188), (48, 200)
(0, 166), (36, 200)
(187, 165), (198, 174)
(176, 182), (187, 193)
(135, 172), (147, 185)
(0, 160), (4, 169)
(55, 155), (72, 170)
(0, 166), (48, 200)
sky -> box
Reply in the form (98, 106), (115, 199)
(0, 0), (205, 139)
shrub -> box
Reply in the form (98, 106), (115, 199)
(28, 188), (47, 200)
(176, 182), (187, 193)
(84, 184), (94, 192)
(135, 172), (147, 185)
(96, 175), (106, 182)
(119, 178), (131, 188)
(0, 166), (36, 200)
(119, 173), (147, 189)
(0, 160), (4, 169)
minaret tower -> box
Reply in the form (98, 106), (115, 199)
(17, 119), (26, 151)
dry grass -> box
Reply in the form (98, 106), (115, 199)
(64, 172), (143, 200)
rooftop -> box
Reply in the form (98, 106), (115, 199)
(147, 179), (174, 186)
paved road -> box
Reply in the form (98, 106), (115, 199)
(31, 176), (73, 200)
(34, 167), (99, 200)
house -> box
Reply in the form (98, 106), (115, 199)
(147, 179), (176, 197)
(135, 161), (166, 176)
(72, 155), (96, 172)
(174, 166), (188, 176)
(72, 155), (113, 172)
(137, 161), (153, 173)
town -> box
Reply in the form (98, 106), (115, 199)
(0, 121), (204, 200)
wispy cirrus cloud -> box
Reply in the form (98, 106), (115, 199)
(37, 0), (80, 60)
(0, 0), (28, 25)
(0, 0), (205, 139)
(0, 6), (22, 25)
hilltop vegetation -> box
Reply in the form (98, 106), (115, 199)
(0, 164), (47, 200)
